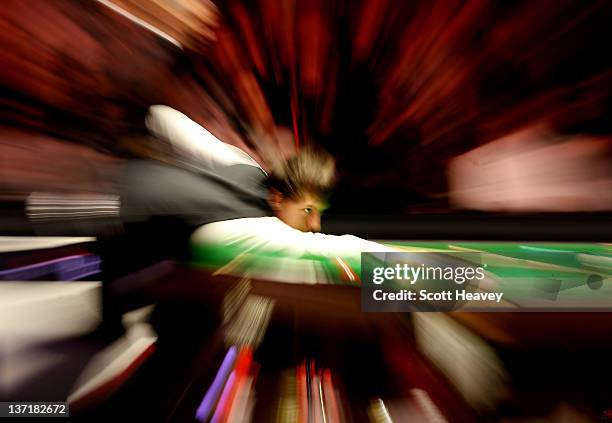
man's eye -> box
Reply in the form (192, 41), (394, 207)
(303, 207), (312, 214)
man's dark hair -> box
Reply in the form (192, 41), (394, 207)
(266, 145), (336, 200)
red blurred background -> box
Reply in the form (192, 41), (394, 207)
(0, 0), (610, 214)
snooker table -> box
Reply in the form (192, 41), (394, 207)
(73, 236), (612, 422)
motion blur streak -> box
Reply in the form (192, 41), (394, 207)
(1, 0), (610, 212)
(0, 1), (611, 422)
(448, 126), (612, 211)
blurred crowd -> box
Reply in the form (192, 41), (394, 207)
(0, 0), (610, 213)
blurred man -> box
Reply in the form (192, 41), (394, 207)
(132, 105), (393, 265)
(22, 105), (394, 336)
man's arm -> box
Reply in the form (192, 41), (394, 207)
(145, 105), (264, 172)
(190, 216), (396, 266)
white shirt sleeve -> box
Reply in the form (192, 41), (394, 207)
(190, 216), (396, 263)
(145, 105), (264, 172)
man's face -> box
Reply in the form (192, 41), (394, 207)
(271, 192), (326, 232)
